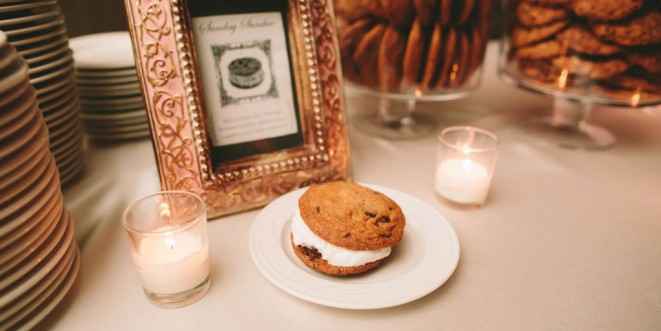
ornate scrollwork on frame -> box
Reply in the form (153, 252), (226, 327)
(124, 0), (351, 218)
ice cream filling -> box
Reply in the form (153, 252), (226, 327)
(291, 209), (391, 267)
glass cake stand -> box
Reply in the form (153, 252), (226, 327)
(348, 84), (474, 139)
(498, 0), (661, 150)
(334, 0), (495, 139)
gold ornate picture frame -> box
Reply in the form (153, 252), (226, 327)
(123, 0), (351, 219)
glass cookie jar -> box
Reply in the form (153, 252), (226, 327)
(334, 0), (494, 138)
(498, 0), (661, 149)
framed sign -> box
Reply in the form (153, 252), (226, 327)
(124, 0), (351, 218)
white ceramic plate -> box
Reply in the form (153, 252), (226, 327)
(80, 100), (145, 112)
(79, 94), (143, 106)
(81, 109), (146, 122)
(0, 109), (42, 160)
(0, 159), (58, 228)
(69, 31), (135, 69)
(0, 78), (30, 110)
(0, 229), (72, 322)
(0, 197), (60, 274)
(0, 128), (48, 179)
(3, 246), (79, 331)
(16, 34), (67, 58)
(0, 1), (55, 14)
(87, 129), (151, 141)
(0, 209), (70, 296)
(249, 183), (460, 309)
(0, 141), (48, 194)
(0, 82), (34, 126)
(75, 67), (137, 78)
(75, 74), (137, 86)
(0, 233), (76, 326)
(0, 8), (60, 27)
(0, 141), (50, 205)
(0, 99), (38, 140)
(10, 26), (66, 48)
(6, 16), (63, 39)
(0, 190), (62, 251)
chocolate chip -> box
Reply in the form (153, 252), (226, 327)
(343, 232), (351, 238)
(315, 206), (320, 213)
(364, 211), (377, 218)
(374, 216), (391, 226)
(299, 245), (322, 261)
(380, 233), (392, 238)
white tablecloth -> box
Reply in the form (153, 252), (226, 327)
(44, 42), (661, 330)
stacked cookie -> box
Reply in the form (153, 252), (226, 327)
(334, 0), (493, 93)
(291, 182), (405, 276)
(506, 0), (660, 104)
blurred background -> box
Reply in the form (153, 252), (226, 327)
(58, 0), (502, 39)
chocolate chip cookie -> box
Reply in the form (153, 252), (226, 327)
(298, 181), (405, 251)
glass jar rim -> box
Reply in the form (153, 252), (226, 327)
(122, 190), (206, 235)
(438, 126), (500, 152)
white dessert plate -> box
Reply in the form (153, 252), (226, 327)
(3, 246), (79, 331)
(0, 82), (33, 126)
(59, 156), (85, 185)
(35, 83), (73, 104)
(80, 100), (145, 112)
(79, 94), (143, 106)
(0, 1), (55, 14)
(249, 183), (460, 309)
(16, 35), (67, 58)
(0, 129), (48, 179)
(0, 190), (62, 251)
(0, 160), (58, 229)
(0, 99), (38, 140)
(0, 141), (50, 205)
(5, 16), (63, 39)
(75, 67), (137, 77)
(0, 208), (70, 294)
(41, 87), (76, 115)
(0, 9), (59, 27)
(0, 197), (60, 273)
(10, 26), (66, 47)
(0, 230), (72, 323)
(0, 78), (30, 109)
(0, 141), (48, 195)
(81, 109), (146, 122)
(87, 129), (151, 141)
(75, 74), (137, 85)
(69, 31), (135, 70)
(0, 109), (42, 160)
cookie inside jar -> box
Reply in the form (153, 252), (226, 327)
(501, 0), (661, 106)
(333, 0), (494, 95)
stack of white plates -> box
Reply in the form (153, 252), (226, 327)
(69, 31), (150, 142)
(0, 0), (85, 185)
(0, 31), (80, 330)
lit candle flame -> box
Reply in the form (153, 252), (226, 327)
(558, 69), (569, 89)
(165, 237), (176, 251)
(631, 90), (641, 108)
(159, 202), (171, 219)
(461, 159), (474, 170)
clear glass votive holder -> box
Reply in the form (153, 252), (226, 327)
(122, 191), (210, 308)
(436, 126), (500, 208)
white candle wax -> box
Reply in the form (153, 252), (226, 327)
(436, 158), (490, 205)
(132, 232), (209, 294)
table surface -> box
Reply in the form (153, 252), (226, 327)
(42, 42), (661, 330)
